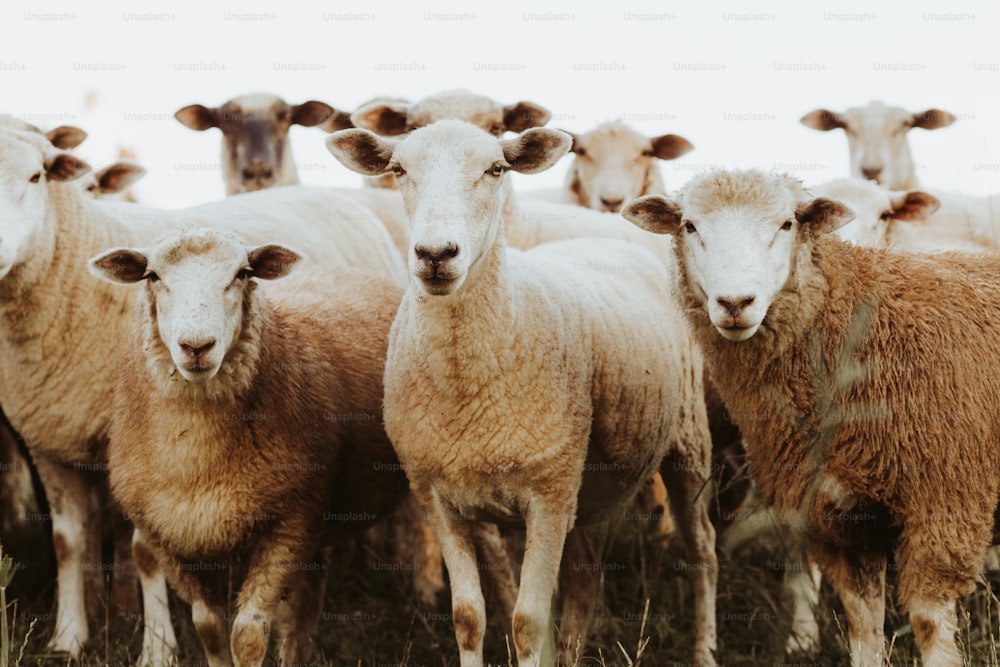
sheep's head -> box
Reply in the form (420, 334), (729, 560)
(351, 89), (551, 138)
(327, 120), (570, 296)
(567, 121), (694, 213)
(801, 100), (955, 189)
(623, 170), (854, 342)
(175, 93), (351, 195)
(89, 228), (300, 383)
(0, 128), (90, 280)
(811, 178), (939, 248)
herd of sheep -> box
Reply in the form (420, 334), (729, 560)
(0, 88), (997, 667)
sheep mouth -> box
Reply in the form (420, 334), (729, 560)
(714, 323), (759, 342)
(178, 362), (221, 382)
(420, 276), (461, 296)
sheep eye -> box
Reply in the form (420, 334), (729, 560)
(145, 272), (160, 283)
(489, 163), (506, 177)
(781, 220), (794, 231)
(684, 221), (697, 234)
(490, 123), (504, 136)
(641, 149), (653, 157)
(879, 210), (892, 221)
(235, 268), (252, 281)
(574, 147), (587, 157)
(390, 163), (405, 176)
(29, 172), (41, 183)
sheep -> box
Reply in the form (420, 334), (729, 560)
(89, 227), (408, 667)
(624, 168), (1000, 667)
(327, 119), (718, 667)
(557, 120), (694, 213)
(0, 125), (405, 663)
(800, 100), (955, 189)
(174, 93), (352, 195)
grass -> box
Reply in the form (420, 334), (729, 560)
(5, 519), (1000, 666)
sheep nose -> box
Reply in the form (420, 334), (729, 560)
(242, 162), (274, 181)
(180, 339), (216, 359)
(414, 242), (459, 264)
(600, 195), (625, 211)
(716, 295), (755, 317)
(861, 166), (882, 181)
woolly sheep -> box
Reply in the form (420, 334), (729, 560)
(174, 93), (351, 195)
(800, 100), (955, 189)
(558, 120), (694, 213)
(0, 126), (404, 662)
(327, 120), (718, 667)
(624, 168), (1000, 667)
(90, 228), (408, 667)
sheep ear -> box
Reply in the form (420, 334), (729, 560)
(911, 108), (956, 130)
(649, 134), (695, 160)
(318, 109), (355, 133)
(89, 248), (150, 284)
(95, 163), (146, 194)
(325, 130), (397, 176)
(795, 197), (855, 234)
(501, 128), (571, 174)
(290, 100), (336, 128)
(800, 108), (845, 131)
(889, 190), (940, 222)
(350, 102), (410, 136)
(502, 101), (551, 133)
(174, 104), (219, 131)
(44, 153), (91, 182)
(46, 125), (88, 150)
(246, 244), (301, 280)
(622, 195), (683, 235)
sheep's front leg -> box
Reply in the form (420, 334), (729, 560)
(662, 450), (719, 667)
(557, 522), (608, 663)
(514, 500), (570, 667)
(158, 546), (232, 667)
(131, 528), (179, 667)
(809, 542), (886, 667)
(32, 458), (97, 657)
(274, 546), (330, 667)
(230, 526), (320, 667)
(783, 558), (822, 655)
(423, 492), (487, 667)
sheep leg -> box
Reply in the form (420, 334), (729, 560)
(639, 472), (674, 537)
(662, 451), (719, 667)
(274, 545), (330, 667)
(556, 522), (608, 663)
(513, 502), (569, 667)
(231, 524), (319, 667)
(157, 547), (232, 667)
(473, 522), (518, 641)
(423, 493), (486, 667)
(109, 503), (141, 617)
(32, 457), (94, 657)
(131, 528), (178, 667)
(809, 542), (886, 667)
(904, 597), (962, 667)
(783, 558), (822, 655)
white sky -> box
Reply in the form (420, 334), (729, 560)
(3, 0), (999, 207)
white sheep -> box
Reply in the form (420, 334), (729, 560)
(0, 125), (405, 663)
(554, 120), (694, 213)
(175, 92), (351, 195)
(800, 100), (955, 189)
(624, 168), (1000, 667)
(89, 227), (408, 667)
(327, 120), (718, 667)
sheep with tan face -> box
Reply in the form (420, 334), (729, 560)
(625, 169), (1000, 667)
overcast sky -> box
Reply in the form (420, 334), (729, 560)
(3, 0), (998, 207)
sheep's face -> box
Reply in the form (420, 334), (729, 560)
(0, 129), (90, 280)
(623, 171), (854, 342)
(801, 101), (955, 189)
(175, 93), (338, 195)
(569, 123), (693, 213)
(326, 121), (571, 297)
(811, 178), (939, 248)
(89, 230), (300, 383)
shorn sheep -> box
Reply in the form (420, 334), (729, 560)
(174, 93), (352, 194)
(90, 228), (408, 667)
(327, 120), (718, 667)
(800, 100), (955, 189)
(624, 168), (1000, 667)
(560, 120), (694, 213)
(0, 125), (404, 663)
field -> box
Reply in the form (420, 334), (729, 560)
(4, 496), (1000, 667)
